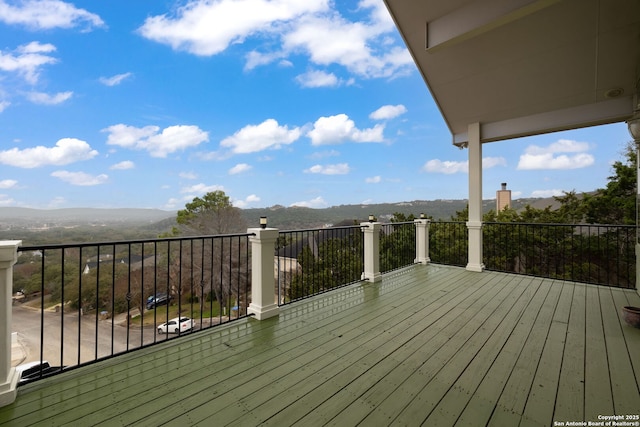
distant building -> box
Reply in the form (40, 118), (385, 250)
(496, 183), (511, 211)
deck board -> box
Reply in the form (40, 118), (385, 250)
(1, 264), (639, 427)
(553, 281), (586, 422)
(487, 277), (564, 427)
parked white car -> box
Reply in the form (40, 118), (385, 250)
(157, 317), (195, 334)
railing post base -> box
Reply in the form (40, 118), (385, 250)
(247, 228), (279, 320)
(466, 221), (485, 272)
(247, 303), (279, 320)
(0, 241), (21, 408)
(361, 222), (382, 283)
(414, 218), (431, 264)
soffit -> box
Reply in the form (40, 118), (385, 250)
(384, 0), (640, 145)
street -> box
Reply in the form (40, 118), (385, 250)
(11, 305), (170, 368)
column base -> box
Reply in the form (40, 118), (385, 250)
(415, 257), (431, 265)
(0, 368), (18, 408)
(361, 272), (382, 283)
(247, 303), (279, 320)
(466, 262), (485, 272)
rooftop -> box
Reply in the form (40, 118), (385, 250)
(1, 264), (639, 426)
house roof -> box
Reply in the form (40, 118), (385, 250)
(384, 0), (640, 145)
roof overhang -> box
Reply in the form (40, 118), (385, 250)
(384, 0), (640, 146)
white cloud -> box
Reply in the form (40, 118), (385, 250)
(0, 194), (15, 206)
(233, 193), (260, 208)
(365, 175), (381, 183)
(304, 163), (350, 175)
(229, 163), (252, 175)
(531, 189), (564, 198)
(99, 72), (132, 86)
(103, 124), (209, 158)
(51, 170), (108, 186)
(110, 160), (134, 170)
(138, 1), (412, 81)
(283, 11), (412, 80)
(180, 183), (224, 194)
(0, 0), (105, 30)
(0, 138), (98, 168)
(290, 196), (327, 208)
(244, 50), (286, 71)
(517, 139), (594, 170)
(0, 100), (9, 112)
(422, 159), (468, 174)
(423, 156), (506, 174)
(26, 90), (72, 104)
(369, 104), (407, 120)
(138, 0), (328, 56)
(46, 196), (66, 208)
(309, 149), (340, 159)
(220, 119), (301, 154)
(295, 69), (354, 88)
(0, 42), (57, 84)
(179, 171), (198, 180)
(163, 197), (181, 210)
(307, 113), (384, 145)
(483, 157), (507, 169)
(0, 179), (17, 189)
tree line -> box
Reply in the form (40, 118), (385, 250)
(12, 142), (638, 315)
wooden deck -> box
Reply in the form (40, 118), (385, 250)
(1, 264), (639, 426)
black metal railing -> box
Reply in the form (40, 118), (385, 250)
(13, 233), (252, 383)
(429, 221), (468, 267)
(484, 222), (636, 288)
(380, 221), (417, 273)
(429, 221), (635, 288)
(276, 225), (364, 305)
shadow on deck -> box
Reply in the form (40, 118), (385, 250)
(1, 264), (639, 426)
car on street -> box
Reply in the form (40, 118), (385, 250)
(16, 361), (63, 383)
(146, 293), (171, 310)
(157, 317), (195, 334)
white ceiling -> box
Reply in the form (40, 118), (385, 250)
(384, 0), (640, 145)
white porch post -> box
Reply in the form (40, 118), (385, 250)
(636, 141), (640, 297)
(414, 217), (431, 264)
(466, 122), (485, 272)
(247, 227), (279, 320)
(361, 221), (382, 283)
(0, 241), (21, 407)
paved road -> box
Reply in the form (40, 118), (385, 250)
(12, 305), (169, 367)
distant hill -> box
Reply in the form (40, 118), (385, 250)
(241, 196), (555, 229)
(0, 207), (175, 225)
(0, 196), (565, 242)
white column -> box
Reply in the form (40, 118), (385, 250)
(247, 228), (279, 320)
(636, 142), (640, 297)
(361, 221), (382, 282)
(414, 218), (431, 264)
(466, 122), (485, 272)
(0, 241), (21, 407)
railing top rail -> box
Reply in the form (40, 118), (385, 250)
(484, 221), (635, 228)
(381, 221), (416, 226)
(17, 232), (256, 252)
(279, 225), (363, 234)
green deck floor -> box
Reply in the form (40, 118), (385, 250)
(1, 264), (639, 426)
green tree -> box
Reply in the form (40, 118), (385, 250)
(583, 142), (636, 225)
(169, 191), (249, 316)
(176, 190), (247, 235)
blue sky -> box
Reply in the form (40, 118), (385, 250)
(0, 0), (633, 211)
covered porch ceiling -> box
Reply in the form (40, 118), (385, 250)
(384, 0), (640, 146)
